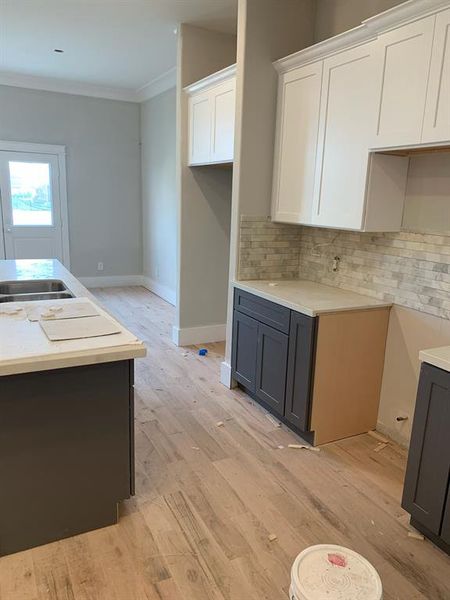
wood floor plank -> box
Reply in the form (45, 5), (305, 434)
(1, 286), (449, 600)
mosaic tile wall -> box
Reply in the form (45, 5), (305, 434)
(238, 215), (302, 280)
(239, 216), (450, 320)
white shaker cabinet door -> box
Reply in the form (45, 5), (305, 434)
(188, 91), (212, 166)
(312, 43), (377, 230)
(423, 9), (450, 144)
(271, 61), (323, 224)
(372, 15), (436, 148)
(211, 78), (236, 163)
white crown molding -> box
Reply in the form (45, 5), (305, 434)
(0, 67), (178, 103)
(274, 0), (450, 73)
(363, 0), (450, 33)
(184, 63), (236, 95)
(136, 67), (177, 102)
(274, 25), (374, 73)
(0, 71), (137, 102)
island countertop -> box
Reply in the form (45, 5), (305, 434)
(233, 279), (391, 317)
(0, 259), (146, 376)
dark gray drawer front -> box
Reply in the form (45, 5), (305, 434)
(234, 288), (290, 333)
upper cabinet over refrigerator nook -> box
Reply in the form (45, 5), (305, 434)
(271, 0), (450, 233)
(186, 64), (236, 167)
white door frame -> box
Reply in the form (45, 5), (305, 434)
(0, 140), (70, 268)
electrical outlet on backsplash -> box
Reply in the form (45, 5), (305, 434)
(238, 215), (450, 320)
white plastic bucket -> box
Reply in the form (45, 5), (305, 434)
(289, 544), (383, 600)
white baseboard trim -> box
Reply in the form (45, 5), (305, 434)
(172, 324), (226, 347)
(141, 276), (176, 306)
(79, 275), (144, 288)
(220, 361), (235, 388)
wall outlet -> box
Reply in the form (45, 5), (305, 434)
(97, 262), (104, 272)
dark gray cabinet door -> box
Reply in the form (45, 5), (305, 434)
(255, 322), (289, 416)
(232, 310), (258, 392)
(285, 312), (315, 431)
(441, 482), (450, 545)
(234, 288), (291, 333)
(402, 363), (450, 535)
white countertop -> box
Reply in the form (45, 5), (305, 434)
(233, 279), (391, 317)
(419, 346), (450, 373)
(0, 259), (146, 376)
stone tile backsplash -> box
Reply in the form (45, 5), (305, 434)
(239, 216), (450, 320)
(238, 216), (302, 280)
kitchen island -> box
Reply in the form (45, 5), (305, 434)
(0, 259), (146, 556)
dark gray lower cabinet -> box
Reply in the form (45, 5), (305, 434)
(255, 323), (288, 416)
(285, 312), (315, 430)
(0, 360), (135, 556)
(442, 484), (450, 546)
(232, 289), (315, 436)
(232, 310), (258, 392)
(402, 362), (450, 554)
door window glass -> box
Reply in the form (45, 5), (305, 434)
(9, 161), (53, 226)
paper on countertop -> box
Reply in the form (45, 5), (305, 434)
(0, 306), (27, 320)
(40, 315), (121, 341)
(27, 299), (99, 322)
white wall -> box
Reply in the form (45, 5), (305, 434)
(222, 0), (316, 378)
(403, 154), (450, 234)
(0, 85), (142, 278)
(141, 87), (177, 305)
(175, 25), (236, 344)
(314, 0), (406, 41)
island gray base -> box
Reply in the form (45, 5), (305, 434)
(0, 360), (135, 556)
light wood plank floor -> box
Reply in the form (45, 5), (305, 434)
(1, 287), (449, 600)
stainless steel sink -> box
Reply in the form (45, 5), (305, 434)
(0, 279), (68, 295)
(0, 279), (74, 303)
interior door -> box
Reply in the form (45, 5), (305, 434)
(0, 151), (64, 261)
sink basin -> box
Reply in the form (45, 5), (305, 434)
(0, 292), (74, 303)
(0, 279), (74, 303)
(0, 279), (68, 295)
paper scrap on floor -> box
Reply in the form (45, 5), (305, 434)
(27, 299), (99, 322)
(40, 315), (121, 341)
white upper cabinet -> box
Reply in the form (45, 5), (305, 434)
(312, 43), (378, 230)
(211, 77), (236, 163)
(189, 91), (212, 165)
(423, 8), (450, 143)
(186, 65), (236, 166)
(372, 15), (436, 148)
(271, 62), (322, 224)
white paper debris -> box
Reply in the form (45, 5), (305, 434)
(373, 442), (388, 453)
(408, 530), (424, 541)
(265, 413), (281, 427)
(288, 444), (320, 452)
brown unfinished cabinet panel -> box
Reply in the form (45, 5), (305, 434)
(311, 308), (390, 445)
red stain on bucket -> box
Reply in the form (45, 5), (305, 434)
(328, 553), (347, 568)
